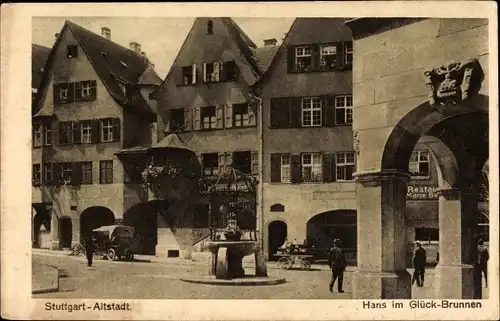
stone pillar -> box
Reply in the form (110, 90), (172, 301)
(255, 247), (268, 277)
(72, 218), (80, 248)
(461, 191), (482, 299)
(352, 170), (411, 299)
(155, 227), (179, 258)
(434, 188), (476, 298)
(50, 210), (59, 250)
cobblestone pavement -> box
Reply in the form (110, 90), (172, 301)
(32, 254), (489, 300)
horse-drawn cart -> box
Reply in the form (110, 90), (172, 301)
(275, 243), (314, 270)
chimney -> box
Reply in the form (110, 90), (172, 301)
(54, 33), (60, 40)
(263, 38), (277, 47)
(101, 27), (111, 40)
(129, 42), (142, 53)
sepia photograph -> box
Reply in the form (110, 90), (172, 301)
(1, 2), (498, 320)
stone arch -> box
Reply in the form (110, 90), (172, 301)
(80, 206), (115, 243)
(267, 220), (287, 261)
(306, 210), (357, 263)
(59, 216), (73, 249)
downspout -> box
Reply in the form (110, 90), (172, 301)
(252, 93), (264, 250)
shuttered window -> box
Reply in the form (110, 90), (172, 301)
(43, 163), (53, 184)
(288, 42), (352, 73)
(270, 152), (338, 184)
(201, 106), (217, 129)
(336, 152), (355, 181)
(99, 160), (113, 184)
(80, 162), (93, 184)
(335, 95), (353, 125)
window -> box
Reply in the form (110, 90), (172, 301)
(336, 152), (355, 181)
(233, 103), (249, 127)
(67, 45), (78, 58)
(81, 82), (91, 98)
(99, 160), (113, 184)
(222, 61), (237, 81)
(302, 97), (322, 127)
(60, 87), (68, 102)
(295, 46), (312, 72)
(415, 227), (439, 242)
(32, 164), (41, 186)
(202, 153), (219, 176)
(302, 153), (322, 182)
(344, 41), (353, 65)
(320, 44), (337, 70)
(203, 62), (220, 83)
(281, 154), (290, 183)
(232, 151), (251, 174)
(60, 162), (72, 183)
(201, 106), (216, 129)
(182, 65), (197, 85)
(81, 121), (92, 143)
(101, 118), (113, 142)
(43, 163), (53, 183)
(80, 162), (93, 184)
(43, 124), (52, 146)
(33, 124), (42, 147)
(75, 80), (97, 102)
(335, 95), (353, 125)
(124, 161), (146, 184)
(59, 122), (73, 144)
(54, 83), (75, 104)
(409, 151), (430, 179)
(170, 108), (185, 132)
(207, 20), (213, 35)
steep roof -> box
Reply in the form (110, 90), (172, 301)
(138, 64), (162, 86)
(33, 20), (160, 121)
(152, 133), (194, 152)
(151, 18), (264, 99)
(32, 43), (51, 91)
(253, 18), (353, 88)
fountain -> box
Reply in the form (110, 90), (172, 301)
(181, 167), (285, 285)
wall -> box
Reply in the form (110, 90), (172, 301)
(352, 18), (489, 172)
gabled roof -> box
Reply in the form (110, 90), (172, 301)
(253, 18), (353, 88)
(152, 133), (194, 152)
(151, 18), (264, 99)
(254, 46), (279, 75)
(33, 20), (160, 121)
(138, 65), (162, 86)
(32, 43), (51, 90)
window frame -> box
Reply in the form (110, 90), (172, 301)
(60, 162), (72, 183)
(232, 151), (252, 174)
(301, 152), (322, 183)
(335, 95), (353, 125)
(301, 97), (322, 127)
(59, 121), (74, 145)
(202, 153), (219, 177)
(43, 123), (52, 146)
(320, 43), (337, 70)
(81, 121), (92, 144)
(201, 106), (217, 130)
(99, 160), (114, 184)
(409, 150), (431, 179)
(344, 41), (353, 66)
(43, 163), (53, 183)
(170, 108), (185, 132)
(33, 124), (42, 147)
(335, 151), (356, 181)
(100, 118), (114, 142)
(280, 154), (290, 183)
(67, 45), (78, 58)
(295, 46), (312, 72)
(182, 65), (195, 85)
(80, 162), (93, 185)
(32, 164), (41, 186)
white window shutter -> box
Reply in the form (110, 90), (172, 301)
(184, 108), (193, 131)
(192, 64), (197, 84)
(193, 107), (201, 130)
(202, 63), (207, 83)
(213, 62), (220, 82)
(215, 105), (224, 129)
(225, 104), (233, 128)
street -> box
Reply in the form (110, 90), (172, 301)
(33, 254), (489, 300)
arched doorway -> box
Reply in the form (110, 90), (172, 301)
(33, 207), (51, 248)
(80, 206), (115, 243)
(307, 210), (356, 264)
(123, 201), (165, 255)
(59, 217), (73, 249)
(267, 220), (287, 260)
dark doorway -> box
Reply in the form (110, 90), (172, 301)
(268, 220), (287, 261)
(123, 201), (164, 255)
(80, 206), (115, 243)
(59, 217), (73, 249)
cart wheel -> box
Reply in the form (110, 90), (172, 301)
(301, 260), (312, 270)
(107, 248), (116, 261)
(278, 257), (293, 270)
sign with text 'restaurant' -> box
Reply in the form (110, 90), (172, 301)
(406, 185), (438, 200)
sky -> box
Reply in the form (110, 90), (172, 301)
(32, 17), (295, 79)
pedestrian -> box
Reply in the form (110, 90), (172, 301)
(85, 235), (95, 267)
(328, 239), (346, 293)
(477, 239), (489, 287)
(412, 241), (426, 287)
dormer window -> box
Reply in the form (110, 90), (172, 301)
(101, 52), (108, 59)
(120, 61), (128, 68)
(207, 20), (213, 35)
(67, 45), (78, 58)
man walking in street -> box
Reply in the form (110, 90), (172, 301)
(412, 241), (427, 287)
(328, 239), (346, 293)
(477, 239), (489, 287)
(85, 235), (95, 267)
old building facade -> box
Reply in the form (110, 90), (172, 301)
(31, 21), (160, 250)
